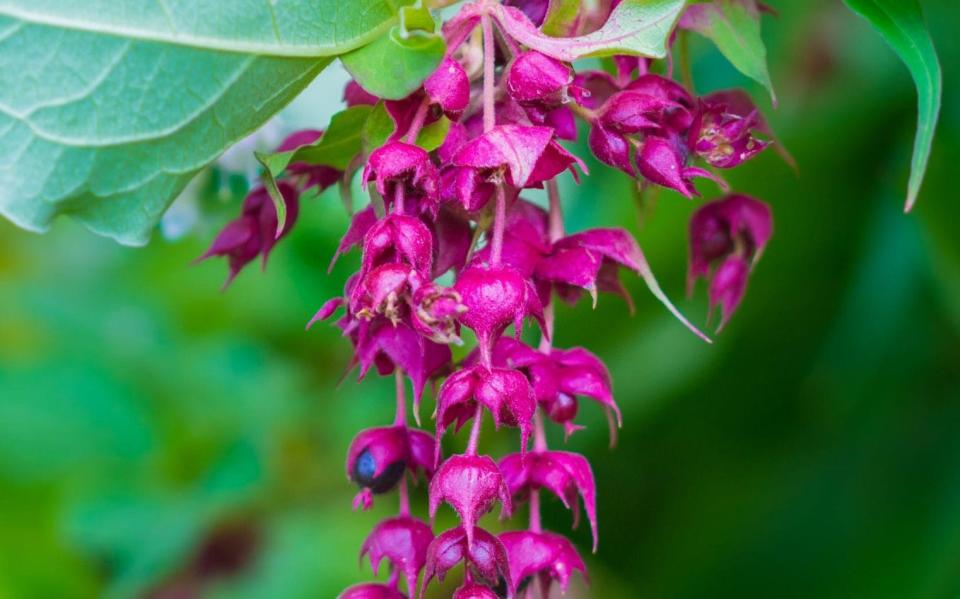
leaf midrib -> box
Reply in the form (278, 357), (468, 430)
(0, 4), (393, 57)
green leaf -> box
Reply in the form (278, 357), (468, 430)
(681, 0), (776, 103)
(0, 0), (411, 245)
(340, 4), (446, 100)
(362, 103), (397, 155)
(541, 0), (583, 37)
(493, 0), (687, 60)
(292, 106), (373, 169)
(255, 152), (290, 238)
(253, 106), (372, 229)
(843, 0), (942, 211)
(417, 116), (451, 152)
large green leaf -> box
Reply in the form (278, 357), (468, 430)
(843, 0), (942, 211)
(681, 0), (776, 102)
(0, 0), (410, 245)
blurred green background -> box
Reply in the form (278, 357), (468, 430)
(1, 1), (958, 597)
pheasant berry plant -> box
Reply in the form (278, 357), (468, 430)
(190, 0), (932, 598)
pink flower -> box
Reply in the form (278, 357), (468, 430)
(197, 183), (299, 288)
(435, 365), (537, 458)
(422, 526), (512, 598)
(500, 530), (587, 594)
(454, 265), (545, 350)
(424, 57), (471, 119)
(451, 583), (501, 599)
(688, 194), (773, 329)
(691, 90), (771, 168)
(500, 450), (598, 550)
(363, 142), (440, 216)
(361, 516), (434, 593)
(429, 454), (512, 547)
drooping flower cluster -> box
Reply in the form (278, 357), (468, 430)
(201, 1), (777, 596)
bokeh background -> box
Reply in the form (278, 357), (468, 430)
(1, 0), (958, 597)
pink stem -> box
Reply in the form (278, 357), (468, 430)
(394, 369), (407, 427)
(546, 179), (565, 243)
(404, 95), (432, 145)
(490, 184), (506, 266)
(481, 14), (496, 134)
(398, 474), (411, 517)
(529, 488), (542, 532)
(466, 403), (483, 455)
(393, 182), (405, 215)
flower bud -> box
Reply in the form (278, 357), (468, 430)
(452, 583), (501, 599)
(363, 142), (440, 216)
(424, 57), (471, 118)
(338, 583), (405, 599)
(455, 265), (544, 350)
(505, 51), (573, 106)
(361, 214), (434, 279)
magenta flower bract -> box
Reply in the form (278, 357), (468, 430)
(435, 365), (537, 458)
(500, 450), (598, 551)
(360, 516), (434, 593)
(500, 530), (587, 595)
(428, 454), (512, 547)
(454, 265), (545, 350)
(198, 183), (300, 288)
(689, 194), (773, 329)
(424, 57), (471, 119)
(422, 526), (512, 598)
(363, 142), (440, 216)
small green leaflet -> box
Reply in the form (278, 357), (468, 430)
(256, 106), (373, 235)
(843, 0), (942, 211)
(680, 0), (776, 103)
(341, 3), (446, 100)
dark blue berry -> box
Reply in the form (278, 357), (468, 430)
(351, 448), (405, 494)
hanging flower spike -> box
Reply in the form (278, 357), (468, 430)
(535, 227), (711, 342)
(197, 183), (299, 288)
(688, 194), (773, 330)
(363, 142), (440, 216)
(361, 516), (434, 596)
(500, 530), (587, 596)
(429, 454), (512, 547)
(347, 426), (436, 510)
(454, 265), (545, 351)
(499, 450), (598, 551)
(691, 91), (771, 169)
(339, 583), (406, 599)
(421, 527), (513, 599)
